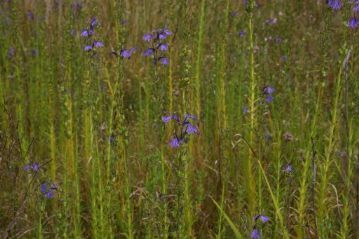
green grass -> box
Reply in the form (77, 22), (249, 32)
(1, 0), (359, 238)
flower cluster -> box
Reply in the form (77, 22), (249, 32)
(40, 182), (58, 199)
(162, 113), (199, 148)
(327, 0), (359, 28)
(81, 17), (104, 51)
(263, 85), (275, 103)
(251, 215), (270, 239)
(142, 28), (172, 65)
(23, 161), (58, 199)
(24, 162), (40, 172)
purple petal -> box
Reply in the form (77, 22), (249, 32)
(158, 57), (169, 65)
(81, 30), (90, 37)
(94, 41), (104, 48)
(158, 43), (168, 51)
(263, 86), (275, 95)
(31, 163), (40, 172)
(24, 164), (31, 171)
(348, 17), (359, 29)
(327, 0), (342, 10)
(251, 229), (260, 239)
(40, 183), (47, 194)
(283, 164), (293, 173)
(143, 33), (153, 42)
(143, 48), (155, 57)
(259, 215), (270, 223)
(186, 123), (199, 135)
(45, 190), (54, 199)
(158, 32), (167, 40)
(90, 17), (97, 28)
(169, 138), (181, 148)
(84, 45), (93, 51)
(265, 95), (273, 103)
(163, 28), (172, 36)
(129, 47), (136, 54)
(120, 48), (135, 58)
(162, 116), (172, 123)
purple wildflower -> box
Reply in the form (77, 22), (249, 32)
(158, 57), (169, 65)
(81, 29), (92, 37)
(348, 17), (359, 28)
(84, 45), (93, 51)
(158, 43), (169, 51)
(169, 138), (181, 148)
(283, 164), (293, 173)
(157, 28), (172, 40)
(90, 17), (97, 28)
(265, 95), (273, 103)
(40, 182), (58, 199)
(158, 32), (167, 40)
(31, 163), (40, 172)
(162, 115), (181, 123)
(251, 229), (260, 239)
(23, 165), (31, 171)
(254, 215), (270, 223)
(45, 190), (54, 199)
(164, 113), (198, 148)
(143, 48), (155, 57)
(82, 17), (97, 37)
(163, 28), (172, 36)
(40, 183), (47, 194)
(120, 48), (136, 59)
(263, 86), (275, 95)
(93, 41), (104, 48)
(143, 33), (154, 42)
(162, 116), (172, 123)
(327, 0), (342, 10)
(186, 124), (199, 135)
(24, 163), (40, 172)
(353, 3), (359, 12)
(239, 30), (246, 37)
(259, 215), (270, 223)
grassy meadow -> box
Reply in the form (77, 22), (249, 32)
(1, 0), (359, 238)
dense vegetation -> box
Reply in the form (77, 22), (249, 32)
(1, 0), (359, 238)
